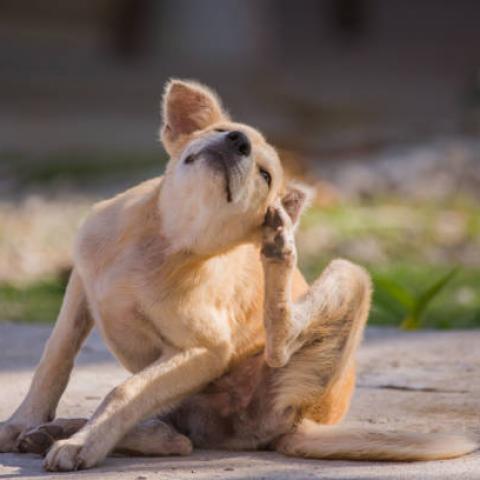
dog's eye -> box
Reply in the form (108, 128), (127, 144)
(259, 168), (271, 187)
(214, 128), (226, 132)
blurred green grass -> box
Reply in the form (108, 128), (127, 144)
(1, 262), (478, 327)
(0, 277), (66, 324)
(299, 200), (480, 329)
(21, 152), (164, 184)
(2, 150), (168, 190)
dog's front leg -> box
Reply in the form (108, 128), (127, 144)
(0, 270), (93, 452)
(43, 344), (229, 471)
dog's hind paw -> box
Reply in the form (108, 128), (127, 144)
(18, 418), (87, 456)
(18, 427), (54, 455)
(261, 206), (296, 264)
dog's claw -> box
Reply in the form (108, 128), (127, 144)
(264, 207), (284, 230)
(18, 429), (54, 455)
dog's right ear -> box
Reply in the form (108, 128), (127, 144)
(161, 79), (228, 155)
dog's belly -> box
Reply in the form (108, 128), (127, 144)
(165, 354), (297, 450)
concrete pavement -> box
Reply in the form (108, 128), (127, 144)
(0, 323), (479, 479)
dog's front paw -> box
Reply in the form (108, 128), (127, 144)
(43, 437), (103, 472)
(261, 206), (296, 264)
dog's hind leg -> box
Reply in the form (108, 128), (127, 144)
(18, 417), (192, 457)
(261, 204), (371, 385)
(0, 269), (93, 452)
(262, 207), (476, 460)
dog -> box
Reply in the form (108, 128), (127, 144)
(0, 80), (476, 471)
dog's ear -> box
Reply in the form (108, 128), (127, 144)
(161, 79), (227, 153)
(281, 181), (314, 226)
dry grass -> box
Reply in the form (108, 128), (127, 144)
(0, 195), (93, 284)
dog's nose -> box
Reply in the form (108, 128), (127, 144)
(226, 131), (251, 157)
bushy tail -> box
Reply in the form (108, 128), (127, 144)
(275, 420), (477, 461)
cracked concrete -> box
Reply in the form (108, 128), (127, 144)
(0, 324), (479, 479)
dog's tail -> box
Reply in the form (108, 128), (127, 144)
(275, 419), (477, 461)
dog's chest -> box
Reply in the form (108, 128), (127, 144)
(145, 249), (265, 351)
(82, 235), (265, 370)
(89, 269), (256, 371)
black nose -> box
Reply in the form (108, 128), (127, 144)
(226, 131), (251, 156)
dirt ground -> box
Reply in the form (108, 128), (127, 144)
(0, 324), (479, 480)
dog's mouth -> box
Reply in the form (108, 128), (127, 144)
(212, 153), (233, 203)
(186, 149), (240, 203)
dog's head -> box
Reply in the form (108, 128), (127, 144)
(159, 79), (310, 255)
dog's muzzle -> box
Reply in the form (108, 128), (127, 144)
(186, 131), (252, 202)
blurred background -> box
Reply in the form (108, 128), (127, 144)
(0, 0), (479, 328)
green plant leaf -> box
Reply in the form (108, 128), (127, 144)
(400, 267), (460, 330)
(413, 267), (460, 319)
(374, 275), (416, 311)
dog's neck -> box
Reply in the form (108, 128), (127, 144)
(152, 239), (257, 311)
(158, 174), (258, 257)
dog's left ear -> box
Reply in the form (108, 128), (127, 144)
(161, 79), (228, 155)
(281, 182), (314, 227)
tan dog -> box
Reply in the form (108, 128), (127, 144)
(0, 80), (476, 471)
